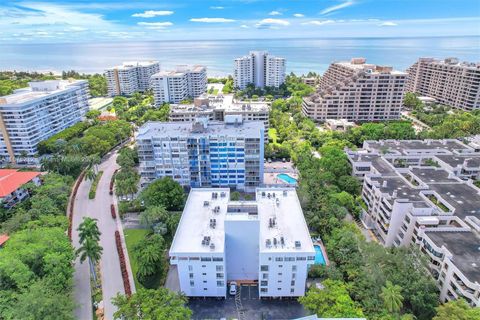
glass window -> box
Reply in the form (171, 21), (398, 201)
(260, 265), (269, 271)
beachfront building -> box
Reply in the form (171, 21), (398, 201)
(406, 57), (480, 111)
(234, 51), (286, 90)
(168, 94), (270, 141)
(0, 80), (89, 163)
(105, 61), (160, 96)
(169, 187), (315, 298)
(136, 117), (264, 191)
(346, 139), (480, 306)
(150, 65), (207, 106)
(0, 169), (42, 208)
(302, 58), (407, 122)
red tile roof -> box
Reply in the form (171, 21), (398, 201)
(0, 169), (41, 197)
(0, 234), (9, 246)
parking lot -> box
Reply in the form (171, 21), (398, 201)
(188, 284), (307, 320)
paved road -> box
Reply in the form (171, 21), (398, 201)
(72, 177), (94, 320)
(72, 151), (136, 320)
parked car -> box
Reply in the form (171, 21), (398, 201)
(282, 158), (286, 162)
(229, 281), (237, 295)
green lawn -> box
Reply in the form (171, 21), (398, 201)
(124, 228), (149, 289)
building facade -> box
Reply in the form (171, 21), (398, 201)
(0, 80), (89, 163)
(302, 58), (407, 122)
(0, 169), (42, 208)
(169, 188), (315, 298)
(168, 94), (270, 141)
(151, 65), (207, 106)
(105, 61), (160, 96)
(136, 117), (264, 191)
(406, 57), (480, 111)
(234, 51), (286, 90)
(346, 139), (480, 306)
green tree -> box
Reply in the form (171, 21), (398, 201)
(433, 299), (480, 320)
(140, 177), (185, 211)
(134, 234), (165, 286)
(140, 205), (168, 229)
(112, 288), (192, 320)
(380, 281), (404, 314)
(76, 217), (102, 285)
(299, 279), (364, 317)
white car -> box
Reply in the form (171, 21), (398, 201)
(229, 281), (237, 295)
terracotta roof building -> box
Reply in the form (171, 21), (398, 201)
(0, 169), (42, 208)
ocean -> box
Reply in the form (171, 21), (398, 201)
(0, 36), (479, 76)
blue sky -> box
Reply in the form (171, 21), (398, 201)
(0, 0), (479, 43)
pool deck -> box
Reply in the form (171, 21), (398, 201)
(264, 172), (299, 186)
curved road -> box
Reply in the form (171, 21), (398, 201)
(72, 151), (136, 320)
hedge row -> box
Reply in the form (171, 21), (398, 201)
(88, 171), (104, 199)
(115, 230), (132, 296)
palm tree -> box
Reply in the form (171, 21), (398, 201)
(380, 281), (404, 314)
(84, 167), (96, 182)
(77, 217), (101, 244)
(77, 238), (103, 286)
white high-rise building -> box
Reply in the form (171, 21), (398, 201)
(136, 117), (264, 191)
(105, 61), (160, 96)
(406, 57), (480, 111)
(150, 65), (207, 106)
(234, 51), (286, 90)
(302, 58), (407, 122)
(169, 188), (315, 298)
(0, 80), (89, 163)
(346, 139), (480, 307)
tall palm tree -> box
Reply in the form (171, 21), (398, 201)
(77, 238), (103, 286)
(77, 217), (101, 244)
(380, 281), (404, 314)
(84, 167), (96, 182)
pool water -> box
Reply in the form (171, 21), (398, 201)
(277, 173), (297, 184)
(314, 245), (326, 265)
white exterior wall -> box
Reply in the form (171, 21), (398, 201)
(234, 51), (286, 90)
(172, 253), (227, 297)
(105, 61), (160, 96)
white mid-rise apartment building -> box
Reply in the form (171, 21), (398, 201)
(105, 61), (160, 96)
(302, 58), (407, 122)
(169, 188), (315, 298)
(346, 139), (480, 307)
(136, 117), (264, 191)
(150, 65), (207, 106)
(0, 80), (89, 163)
(234, 51), (286, 90)
(168, 94), (270, 141)
(406, 57), (480, 111)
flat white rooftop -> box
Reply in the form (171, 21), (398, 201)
(0, 80), (87, 105)
(170, 187), (314, 255)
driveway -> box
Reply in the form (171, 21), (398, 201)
(72, 151), (136, 320)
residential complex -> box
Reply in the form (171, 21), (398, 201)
(234, 51), (286, 90)
(169, 94), (270, 140)
(346, 139), (480, 306)
(169, 188), (315, 298)
(0, 169), (42, 208)
(105, 61), (160, 96)
(406, 57), (480, 111)
(136, 117), (264, 191)
(150, 65), (207, 106)
(302, 58), (407, 122)
(0, 80), (89, 163)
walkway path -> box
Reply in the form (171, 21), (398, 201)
(72, 150), (136, 320)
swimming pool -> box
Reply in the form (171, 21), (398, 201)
(277, 173), (298, 184)
(314, 245), (326, 265)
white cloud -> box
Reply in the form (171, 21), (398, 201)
(293, 13), (304, 18)
(379, 21), (398, 27)
(132, 10), (174, 18)
(240, 24), (249, 28)
(256, 18), (290, 29)
(302, 20), (335, 26)
(320, 1), (355, 15)
(210, 6), (224, 10)
(137, 21), (173, 29)
(269, 11), (282, 16)
(190, 18), (235, 23)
